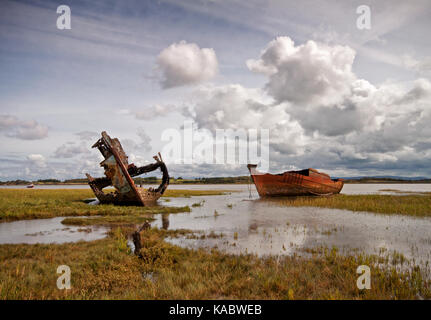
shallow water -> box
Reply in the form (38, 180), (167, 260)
(150, 185), (431, 268)
(0, 217), (108, 244)
(1, 182), (431, 194)
(342, 183), (431, 195)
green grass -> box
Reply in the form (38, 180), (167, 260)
(0, 189), (229, 222)
(273, 194), (431, 217)
(0, 227), (429, 299)
(0, 188), (235, 223)
(191, 200), (205, 207)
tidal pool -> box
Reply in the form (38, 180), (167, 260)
(153, 185), (431, 269)
(0, 217), (108, 244)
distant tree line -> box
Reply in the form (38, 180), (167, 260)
(2, 176), (431, 185)
(343, 177), (431, 184)
(0, 179), (31, 185)
(133, 176), (252, 184)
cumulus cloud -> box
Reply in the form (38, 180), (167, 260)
(54, 142), (89, 158)
(119, 104), (179, 121)
(75, 131), (99, 141)
(181, 84), (307, 159)
(244, 37), (373, 137)
(402, 55), (431, 75)
(27, 154), (46, 167)
(0, 115), (48, 140)
(183, 84), (270, 131)
(180, 36), (431, 176)
(156, 41), (218, 89)
(134, 104), (177, 120)
(121, 128), (152, 154)
(247, 37), (356, 106)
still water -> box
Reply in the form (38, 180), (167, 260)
(1, 182), (431, 194)
(0, 184), (430, 267)
(0, 217), (108, 244)
(154, 185), (431, 265)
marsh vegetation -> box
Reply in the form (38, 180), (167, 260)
(0, 189), (232, 222)
(273, 194), (431, 217)
(0, 227), (429, 299)
(1, 188), (430, 299)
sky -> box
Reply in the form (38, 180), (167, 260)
(1, 0), (431, 180)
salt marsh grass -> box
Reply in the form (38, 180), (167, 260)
(0, 227), (429, 299)
(0, 189), (230, 222)
(274, 194), (431, 217)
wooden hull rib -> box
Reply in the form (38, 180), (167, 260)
(247, 164), (344, 197)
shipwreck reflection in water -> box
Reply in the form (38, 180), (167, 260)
(162, 213), (170, 230)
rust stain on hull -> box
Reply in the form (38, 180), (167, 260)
(86, 131), (169, 206)
(247, 164), (344, 197)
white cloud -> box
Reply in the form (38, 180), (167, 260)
(402, 55), (431, 76)
(156, 41), (218, 89)
(181, 37), (431, 176)
(183, 84), (269, 131)
(121, 128), (152, 154)
(0, 115), (48, 140)
(182, 83), (307, 157)
(75, 131), (99, 141)
(137, 128), (152, 146)
(247, 36), (356, 106)
(134, 104), (177, 120)
(54, 142), (89, 158)
(27, 154), (46, 167)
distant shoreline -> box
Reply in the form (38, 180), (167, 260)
(1, 179), (431, 186)
(343, 180), (431, 184)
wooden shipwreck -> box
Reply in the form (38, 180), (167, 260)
(247, 164), (343, 197)
(86, 131), (169, 206)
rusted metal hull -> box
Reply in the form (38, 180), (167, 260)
(86, 131), (169, 206)
(247, 164), (343, 197)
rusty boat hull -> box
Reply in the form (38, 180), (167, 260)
(86, 131), (169, 206)
(247, 164), (344, 197)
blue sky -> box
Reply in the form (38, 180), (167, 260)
(1, 0), (431, 180)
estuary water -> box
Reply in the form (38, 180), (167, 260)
(153, 184), (431, 265)
(0, 217), (108, 244)
(1, 183), (431, 194)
